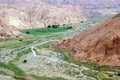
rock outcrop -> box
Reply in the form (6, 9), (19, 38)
(52, 13), (120, 66)
(0, 18), (21, 38)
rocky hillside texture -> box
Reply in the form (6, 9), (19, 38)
(42, 0), (120, 18)
(0, 1), (83, 29)
(0, 18), (21, 38)
(52, 13), (120, 66)
(42, 0), (120, 8)
(0, 0), (119, 29)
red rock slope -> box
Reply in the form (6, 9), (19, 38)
(0, 18), (21, 38)
(52, 13), (120, 66)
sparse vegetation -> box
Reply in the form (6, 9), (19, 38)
(51, 48), (120, 73)
(118, 72), (120, 76)
(52, 24), (59, 28)
(23, 60), (27, 63)
(0, 62), (25, 76)
(67, 26), (73, 29)
(82, 70), (112, 80)
(30, 74), (66, 80)
(0, 38), (34, 49)
(19, 39), (23, 41)
(26, 31), (30, 34)
(47, 25), (52, 28)
(37, 42), (51, 49)
(11, 49), (31, 62)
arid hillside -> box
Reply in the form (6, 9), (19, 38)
(0, 18), (21, 38)
(43, 0), (120, 8)
(0, 0), (119, 29)
(0, 1), (83, 29)
(43, 0), (120, 18)
(52, 13), (120, 66)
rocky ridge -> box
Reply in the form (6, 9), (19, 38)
(52, 13), (120, 66)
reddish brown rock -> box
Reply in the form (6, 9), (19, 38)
(52, 13), (120, 66)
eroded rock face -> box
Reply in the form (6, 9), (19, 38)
(52, 13), (120, 66)
(43, 0), (120, 18)
(42, 0), (120, 8)
(0, 18), (21, 38)
(0, 1), (84, 29)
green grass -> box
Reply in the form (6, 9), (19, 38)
(82, 70), (120, 80)
(11, 49), (31, 62)
(0, 62), (25, 77)
(53, 48), (77, 63)
(82, 70), (97, 78)
(0, 26), (72, 50)
(101, 78), (113, 80)
(37, 42), (52, 49)
(0, 49), (30, 77)
(30, 74), (66, 80)
(20, 27), (72, 36)
(0, 38), (34, 49)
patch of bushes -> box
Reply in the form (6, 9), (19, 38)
(117, 72), (120, 76)
(23, 60), (27, 63)
(67, 26), (73, 29)
(26, 31), (30, 34)
(52, 24), (59, 28)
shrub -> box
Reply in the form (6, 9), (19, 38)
(23, 60), (27, 63)
(52, 24), (59, 28)
(26, 31), (30, 34)
(67, 26), (73, 29)
(19, 39), (23, 41)
(109, 74), (113, 77)
(117, 72), (120, 76)
(47, 25), (51, 28)
(81, 21), (84, 23)
(63, 24), (66, 26)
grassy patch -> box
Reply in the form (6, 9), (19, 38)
(37, 42), (51, 49)
(0, 49), (31, 77)
(82, 70), (120, 80)
(20, 27), (72, 36)
(101, 78), (113, 80)
(53, 48), (77, 63)
(0, 62), (25, 77)
(30, 74), (66, 80)
(82, 70), (97, 78)
(11, 49), (31, 62)
(0, 38), (34, 49)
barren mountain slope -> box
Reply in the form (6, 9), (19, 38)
(0, 18), (21, 38)
(0, 1), (84, 29)
(43, 0), (120, 18)
(42, 0), (120, 8)
(52, 13), (120, 66)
